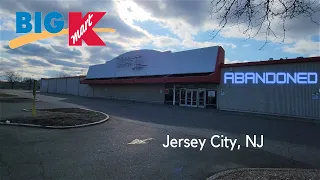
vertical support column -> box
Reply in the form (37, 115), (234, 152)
(173, 84), (176, 105)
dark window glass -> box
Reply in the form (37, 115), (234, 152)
(165, 88), (174, 102)
(175, 89), (180, 105)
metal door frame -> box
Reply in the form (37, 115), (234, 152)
(179, 88), (186, 106)
(179, 88), (207, 108)
(186, 89), (198, 107)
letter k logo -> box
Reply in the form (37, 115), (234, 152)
(68, 12), (106, 46)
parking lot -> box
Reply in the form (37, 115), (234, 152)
(1, 90), (319, 179)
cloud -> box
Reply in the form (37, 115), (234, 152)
(0, 19), (15, 31)
(0, 0), (145, 38)
(60, 66), (87, 76)
(0, 40), (90, 78)
(1, 0), (318, 79)
(282, 39), (320, 56)
(309, 53), (320, 57)
(51, 45), (82, 57)
(3, 43), (83, 59)
(127, 1), (236, 50)
(213, 5), (320, 56)
(86, 41), (129, 63)
(0, 57), (24, 69)
(96, 13), (147, 38)
(43, 70), (66, 77)
(132, 0), (319, 50)
(152, 36), (180, 48)
(25, 58), (52, 67)
(220, 14), (320, 45)
(46, 58), (89, 68)
(225, 58), (250, 64)
(132, 0), (210, 27)
(134, 0), (320, 62)
(0, 0), (149, 78)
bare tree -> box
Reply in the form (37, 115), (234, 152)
(209, 0), (320, 49)
(22, 77), (35, 90)
(3, 71), (22, 89)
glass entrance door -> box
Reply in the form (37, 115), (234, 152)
(179, 88), (206, 108)
(186, 89), (198, 107)
(179, 89), (186, 105)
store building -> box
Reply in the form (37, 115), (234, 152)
(40, 46), (320, 119)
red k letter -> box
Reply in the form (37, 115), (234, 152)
(68, 12), (106, 46)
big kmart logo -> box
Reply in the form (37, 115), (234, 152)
(9, 11), (116, 49)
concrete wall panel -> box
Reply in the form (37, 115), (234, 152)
(79, 77), (93, 97)
(92, 84), (165, 104)
(66, 77), (80, 96)
(48, 79), (57, 93)
(56, 79), (67, 94)
(40, 79), (48, 92)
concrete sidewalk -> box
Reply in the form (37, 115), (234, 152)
(207, 168), (320, 180)
(0, 92), (83, 120)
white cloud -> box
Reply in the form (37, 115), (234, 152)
(114, 0), (155, 38)
(0, 20), (15, 31)
(152, 36), (180, 48)
(1, 0), (318, 79)
(309, 53), (320, 57)
(116, 1), (237, 51)
(0, 12), (15, 31)
(282, 39), (320, 55)
(225, 58), (250, 64)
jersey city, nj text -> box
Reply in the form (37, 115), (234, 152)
(162, 134), (264, 151)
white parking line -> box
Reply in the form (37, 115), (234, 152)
(128, 138), (154, 144)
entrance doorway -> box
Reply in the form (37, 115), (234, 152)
(179, 89), (206, 108)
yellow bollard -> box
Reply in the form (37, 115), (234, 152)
(32, 80), (37, 117)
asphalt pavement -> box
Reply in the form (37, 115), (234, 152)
(0, 90), (319, 180)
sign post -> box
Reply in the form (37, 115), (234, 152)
(32, 80), (37, 117)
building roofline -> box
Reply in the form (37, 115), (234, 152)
(222, 56), (320, 67)
(41, 75), (86, 80)
(80, 46), (225, 85)
(80, 72), (220, 85)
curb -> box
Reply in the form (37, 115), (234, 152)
(206, 168), (316, 180)
(0, 108), (110, 129)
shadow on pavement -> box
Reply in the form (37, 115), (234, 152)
(37, 92), (320, 149)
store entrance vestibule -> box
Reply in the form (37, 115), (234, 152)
(179, 88), (207, 108)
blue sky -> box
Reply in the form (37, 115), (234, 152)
(0, 0), (319, 79)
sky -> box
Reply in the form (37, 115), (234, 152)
(0, 0), (319, 79)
